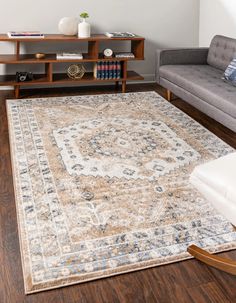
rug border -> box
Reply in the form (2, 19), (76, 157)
(6, 92), (236, 295)
(6, 100), (31, 295)
(24, 244), (236, 294)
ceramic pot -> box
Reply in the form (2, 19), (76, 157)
(58, 17), (78, 36)
(78, 19), (91, 38)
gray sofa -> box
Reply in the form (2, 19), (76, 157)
(156, 35), (236, 132)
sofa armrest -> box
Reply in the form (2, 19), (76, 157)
(156, 48), (209, 83)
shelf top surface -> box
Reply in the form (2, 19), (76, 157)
(0, 34), (145, 42)
(0, 53), (144, 63)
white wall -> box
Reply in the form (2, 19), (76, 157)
(0, 0), (200, 82)
(199, 0), (236, 46)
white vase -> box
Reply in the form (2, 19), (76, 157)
(58, 17), (78, 36)
(78, 19), (91, 38)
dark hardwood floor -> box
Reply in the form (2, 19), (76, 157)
(0, 83), (235, 303)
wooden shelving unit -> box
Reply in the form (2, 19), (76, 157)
(0, 34), (145, 98)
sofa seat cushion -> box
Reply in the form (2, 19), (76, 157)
(190, 152), (236, 226)
(159, 64), (236, 118)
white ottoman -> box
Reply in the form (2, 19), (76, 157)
(190, 152), (236, 226)
(188, 152), (236, 275)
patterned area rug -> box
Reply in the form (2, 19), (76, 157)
(7, 92), (236, 294)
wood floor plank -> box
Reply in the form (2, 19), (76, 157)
(186, 282), (232, 303)
(134, 267), (193, 303)
(0, 214), (12, 303)
(105, 272), (158, 303)
(0, 84), (235, 303)
(139, 261), (214, 303)
(0, 95), (22, 303)
(207, 251), (236, 303)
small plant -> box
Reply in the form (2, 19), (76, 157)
(80, 12), (89, 19)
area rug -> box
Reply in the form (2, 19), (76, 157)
(7, 91), (236, 294)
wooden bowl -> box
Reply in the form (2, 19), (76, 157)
(35, 53), (45, 59)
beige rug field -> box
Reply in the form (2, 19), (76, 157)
(7, 92), (236, 293)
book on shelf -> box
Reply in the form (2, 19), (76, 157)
(105, 62), (109, 80)
(117, 62), (121, 79)
(7, 31), (45, 38)
(109, 62), (113, 79)
(93, 61), (122, 80)
(115, 52), (135, 59)
(101, 62), (105, 80)
(113, 62), (117, 79)
(56, 52), (83, 60)
(105, 32), (136, 38)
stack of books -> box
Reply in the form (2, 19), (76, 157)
(115, 52), (135, 59)
(7, 31), (44, 38)
(56, 52), (83, 60)
(105, 32), (136, 38)
(94, 61), (122, 80)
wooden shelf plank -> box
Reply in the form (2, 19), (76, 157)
(53, 71), (143, 83)
(0, 34), (145, 42)
(0, 54), (55, 63)
(0, 53), (90, 63)
(0, 74), (49, 86)
(126, 71), (144, 80)
(0, 71), (143, 86)
(0, 53), (143, 64)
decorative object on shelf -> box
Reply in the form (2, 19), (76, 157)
(115, 52), (135, 59)
(78, 12), (91, 38)
(105, 32), (136, 38)
(16, 72), (33, 82)
(58, 17), (78, 36)
(103, 48), (113, 58)
(67, 64), (86, 79)
(7, 31), (44, 39)
(35, 53), (46, 59)
(57, 52), (83, 60)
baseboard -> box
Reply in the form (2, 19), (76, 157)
(0, 74), (156, 91)
(139, 73), (156, 83)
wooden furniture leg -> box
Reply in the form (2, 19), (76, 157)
(166, 89), (172, 101)
(122, 81), (126, 93)
(45, 63), (53, 82)
(188, 245), (236, 275)
(15, 41), (20, 59)
(122, 61), (127, 93)
(14, 86), (20, 99)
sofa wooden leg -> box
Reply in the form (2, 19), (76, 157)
(166, 89), (172, 101)
(188, 245), (236, 275)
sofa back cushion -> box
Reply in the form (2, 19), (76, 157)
(207, 35), (236, 71)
